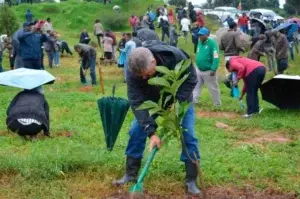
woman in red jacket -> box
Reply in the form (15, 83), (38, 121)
(226, 56), (266, 118)
(168, 8), (175, 24)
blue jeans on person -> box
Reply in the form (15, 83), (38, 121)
(125, 105), (200, 162)
(245, 66), (266, 115)
(0, 53), (3, 72)
(80, 56), (96, 85)
(240, 25), (248, 34)
(23, 59), (42, 70)
(52, 51), (60, 66)
(123, 61), (128, 82)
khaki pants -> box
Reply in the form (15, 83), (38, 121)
(193, 68), (221, 105)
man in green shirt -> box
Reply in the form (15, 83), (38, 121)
(193, 27), (221, 106)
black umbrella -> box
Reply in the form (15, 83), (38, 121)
(137, 28), (159, 42)
(97, 85), (130, 151)
(251, 18), (266, 34)
(260, 75), (300, 109)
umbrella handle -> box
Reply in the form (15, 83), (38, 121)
(112, 84), (116, 98)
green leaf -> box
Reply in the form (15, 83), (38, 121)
(175, 60), (185, 73)
(136, 100), (159, 111)
(176, 60), (191, 80)
(170, 74), (189, 96)
(148, 77), (171, 88)
(161, 118), (177, 132)
(179, 102), (191, 119)
(162, 87), (173, 94)
(163, 95), (173, 108)
(149, 107), (162, 116)
(156, 66), (174, 77)
(175, 101), (181, 117)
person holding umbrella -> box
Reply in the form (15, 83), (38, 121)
(113, 41), (201, 195)
(74, 44), (97, 86)
(226, 56), (266, 118)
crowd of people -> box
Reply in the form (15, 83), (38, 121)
(1, 2), (300, 196)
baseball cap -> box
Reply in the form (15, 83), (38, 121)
(198, 27), (210, 36)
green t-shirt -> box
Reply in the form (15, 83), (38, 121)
(196, 38), (220, 72)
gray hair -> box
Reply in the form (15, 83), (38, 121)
(128, 47), (154, 75)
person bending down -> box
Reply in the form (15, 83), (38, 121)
(6, 90), (50, 139)
(226, 56), (266, 118)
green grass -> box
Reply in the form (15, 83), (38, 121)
(0, 1), (300, 198)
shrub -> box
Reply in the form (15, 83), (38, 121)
(101, 12), (128, 31)
(0, 5), (18, 36)
(40, 4), (61, 13)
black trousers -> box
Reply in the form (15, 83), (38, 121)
(23, 59), (42, 70)
(61, 42), (73, 55)
(161, 30), (169, 42)
(8, 120), (43, 136)
(245, 66), (266, 114)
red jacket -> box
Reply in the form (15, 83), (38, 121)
(229, 56), (265, 92)
(238, 16), (248, 26)
(129, 16), (139, 27)
(196, 13), (205, 27)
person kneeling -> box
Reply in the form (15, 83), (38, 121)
(6, 89), (50, 139)
(226, 56), (266, 118)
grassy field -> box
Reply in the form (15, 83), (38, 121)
(0, 1), (300, 198)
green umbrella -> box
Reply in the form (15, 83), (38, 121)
(97, 85), (130, 151)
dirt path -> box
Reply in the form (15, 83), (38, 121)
(196, 111), (240, 119)
(105, 186), (298, 199)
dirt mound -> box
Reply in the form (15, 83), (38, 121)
(105, 187), (297, 199)
(197, 111), (239, 119)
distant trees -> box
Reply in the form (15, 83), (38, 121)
(168, 0), (186, 7)
(284, 0), (300, 15)
(0, 5), (18, 36)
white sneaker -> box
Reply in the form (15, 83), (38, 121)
(242, 114), (252, 118)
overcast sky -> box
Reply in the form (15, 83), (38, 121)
(187, 0), (286, 8)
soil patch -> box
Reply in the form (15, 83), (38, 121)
(197, 111), (239, 119)
(55, 131), (72, 138)
(105, 187), (297, 199)
(238, 133), (291, 145)
(79, 85), (93, 92)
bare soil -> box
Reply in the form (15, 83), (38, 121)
(238, 133), (291, 145)
(78, 85), (93, 92)
(105, 187), (298, 199)
(196, 111), (239, 119)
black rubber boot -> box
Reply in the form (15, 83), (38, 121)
(113, 156), (141, 186)
(185, 162), (201, 195)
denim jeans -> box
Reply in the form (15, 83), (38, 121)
(80, 56), (96, 85)
(125, 105), (200, 162)
(52, 51), (60, 66)
(0, 54), (3, 72)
